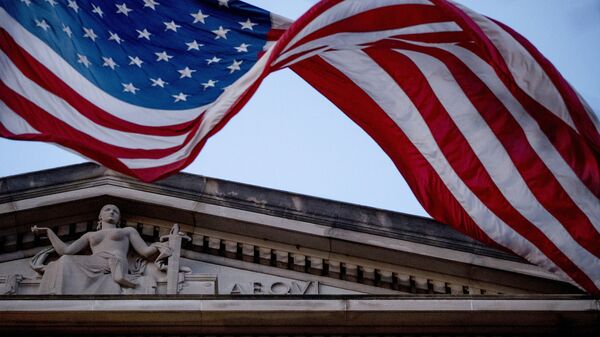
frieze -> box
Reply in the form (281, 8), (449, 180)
(0, 204), (535, 296)
(228, 281), (318, 295)
(1, 205), (215, 295)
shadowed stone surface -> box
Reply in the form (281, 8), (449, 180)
(0, 163), (518, 261)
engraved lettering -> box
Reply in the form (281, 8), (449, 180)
(292, 280), (314, 294)
(270, 281), (291, 294)
(230, 283), (243, 295)
(225, 280), (319, 295)
(253, 282), (264, 294)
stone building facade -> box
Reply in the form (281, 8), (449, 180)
(0, 163), (597, 335)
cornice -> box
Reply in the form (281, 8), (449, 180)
(0, 163), (520, 262)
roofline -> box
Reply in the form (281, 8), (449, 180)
(0, 163), (519, 262)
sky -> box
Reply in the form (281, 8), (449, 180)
(1, 0), (599, 218)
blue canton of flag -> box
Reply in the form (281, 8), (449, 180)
(2, 0), (272, 109)
(0, 0), (289, 181)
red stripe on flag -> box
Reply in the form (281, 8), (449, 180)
(418, 5), (600, 197)
(492, 19), (600, 153)
(391, 31), (471, 44)
(291, 56), (502, 250)
(455, 40), (600, 199)
(266, 28), (287, 41)
(380, 41), (600, 259)
(430, 0), (513, 81)
(292, 54), (599, 296)
(285, 4), (448, 53)
(272, 0), (344, 54)
(0, 29), (197, 136)
(0, 121), (39, 140)
(0, 81), (199, 159)
(367, 46), (599, 289)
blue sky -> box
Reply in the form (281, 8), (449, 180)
(1, 0), (598, 218)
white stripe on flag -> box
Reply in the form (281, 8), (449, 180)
(453, 3), (578, 133)
(396, 49), (600, 285)
(0, 100), (39, 135)
(118, 46), (277, 169)
(282, 0), (433, 54)
(0, 50), (189, 150)
(320, 48), (577, 284)
(0, 8), (209, 127)
(433, 43), (600, 233)
(270, 12), (293, 30)
(276, 22), (462, 68)
(575, 90), (600, 134)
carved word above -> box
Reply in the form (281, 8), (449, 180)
(228, 281), (318, 295)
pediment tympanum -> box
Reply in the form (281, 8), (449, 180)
(0, 164), (596, 335)
(1, 204), (359, 296)
(0, 202), (572, 297)
(0, 164), (582, 297)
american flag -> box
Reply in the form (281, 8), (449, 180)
(1, 0), (599, 295)
(0, 0), (290, 180)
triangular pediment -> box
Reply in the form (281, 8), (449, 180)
(0, 163), (581, 296)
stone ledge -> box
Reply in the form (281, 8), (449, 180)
(1, 295), (597, 311)
(1, 296), (598, 335)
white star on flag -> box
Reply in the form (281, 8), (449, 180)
(20, 0), (32, 6)
(218, 0), (229, 7)
(77, 54), (91, 68)
(186, 40), (203, 51)
(35, 19), (50, 31)
(122, 83), (139, 94)
(83, 27), (98, 42)
(227, 60), (242, 74)
(155, 51), (173, 62)
(62, 24), (73, 38)
(67, 0), (79, 13)
(178, 66), (196, 79)
(234, 43), (250, 53)
(102, 57), (118, 70)
(136, 29), (152, 40)
(128, 56), (144, 68)
(202, 79), (217, 89)
(150, 78), (167, 88)
(190, 9), (209, 24)
(116, 3), (132, 16)
(45, 0), (57, 7)
(172, 92), (189, 102)
(239, 18), (257, 31)
(164, 21), (181, 32)
(108, 31), (123, 44)
(206, 56), (221, 65)
(143, 0), (160, 10)
(212, 26), (230, 39)
(92, 4), (104, 18)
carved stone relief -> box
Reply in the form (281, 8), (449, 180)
(0, 204), (361, 296)
(0, 274), (22, 295)
(1, 204), (510, 296)
(3, 205), (215, 295)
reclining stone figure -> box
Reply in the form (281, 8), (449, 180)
(31, 204), (173, 295)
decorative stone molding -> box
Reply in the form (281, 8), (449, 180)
(0, 274), (22, 295)
(1, 208), (219, 295)
(1, 215), (525, 295)
(1, 297), (597, 335)
(120, 220), (519, 295)
(1, 163), (580, 296)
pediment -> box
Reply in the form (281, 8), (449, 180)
(0, 163), (581, 296)
(0, 253), (365, 296)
